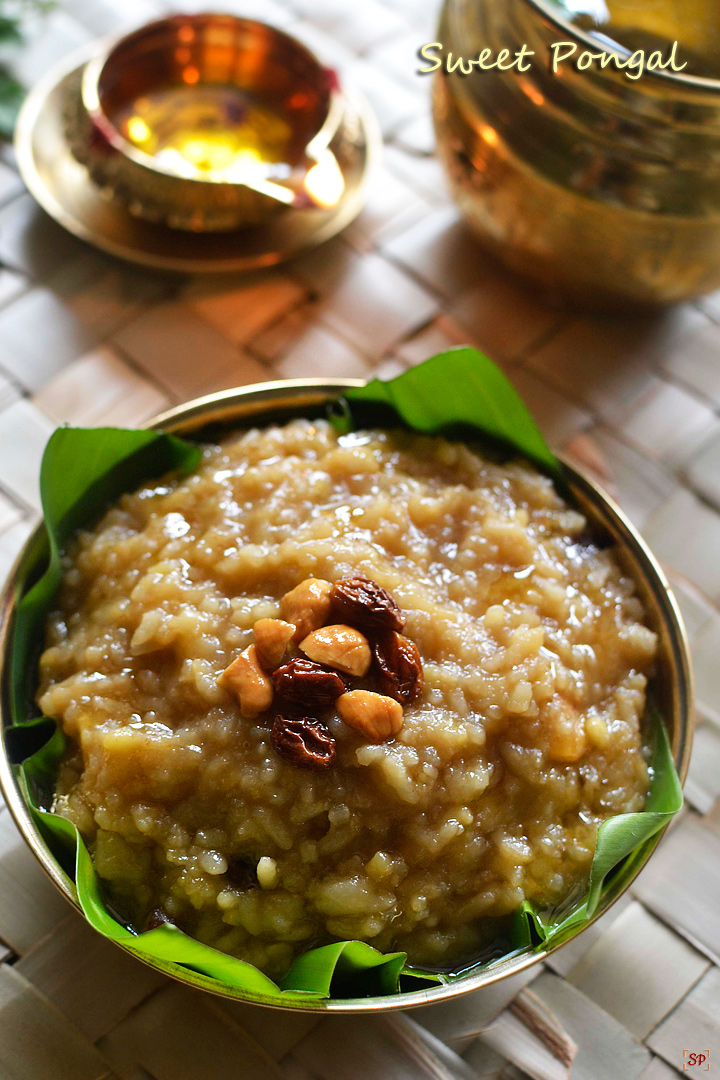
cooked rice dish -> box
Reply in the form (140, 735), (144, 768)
(40, 420), (656, 978)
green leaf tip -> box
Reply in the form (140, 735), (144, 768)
(333, 346), (561, 480)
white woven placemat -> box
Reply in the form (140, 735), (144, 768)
(1, 1), (719, 1075)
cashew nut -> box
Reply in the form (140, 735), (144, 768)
(218, 645), (273, 716)
(253, 618), (295, 671)
(337, 690), (403, 743)
(280, 578), (333, 642)
(300, 624), (371, 677)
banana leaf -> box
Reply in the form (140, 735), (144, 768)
(7, 349), (683, 1002)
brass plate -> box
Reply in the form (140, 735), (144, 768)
(0, 379), (694, 1012)
(14, 46), (380, 273)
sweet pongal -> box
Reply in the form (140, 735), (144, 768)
(39, 420), (656, 977)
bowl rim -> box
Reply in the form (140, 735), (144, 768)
(0, 377), (695, 1012)
(80, 13), (345, 187)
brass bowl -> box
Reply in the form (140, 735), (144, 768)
(70, 15), (348, 231)
(0, 380), (694, 1012)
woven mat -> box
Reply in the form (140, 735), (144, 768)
(1, 0), (720, 1076)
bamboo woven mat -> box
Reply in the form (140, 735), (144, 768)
(1, 0), (720, 1076)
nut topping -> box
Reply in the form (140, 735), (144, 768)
(330, 576), (405, 634)
(373, 632), (423, 705)
(300, 624), (372, 678)
(220, 575), (422, 761)
(253, 618), (295, 671)
(217, 645), (273, 716)
(337, 690), (404, 743)
(271, 715), (336, 770)
(280, 578), (333, 642)
(273, 657), (346, 707)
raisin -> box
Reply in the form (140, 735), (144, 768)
(271, 715), (336, 770)
(273, 657), (346, 706)
(330, 576), (405, 633)
(373, 631), (424, 705)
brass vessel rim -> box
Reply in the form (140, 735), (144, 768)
(528, 0), (720, 93)
(0, 378), (695, 1012)
(80, 13), (345, 188)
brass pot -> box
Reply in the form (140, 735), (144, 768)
(433, 0), (720, 308)
(0, 379), (694, 1011)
